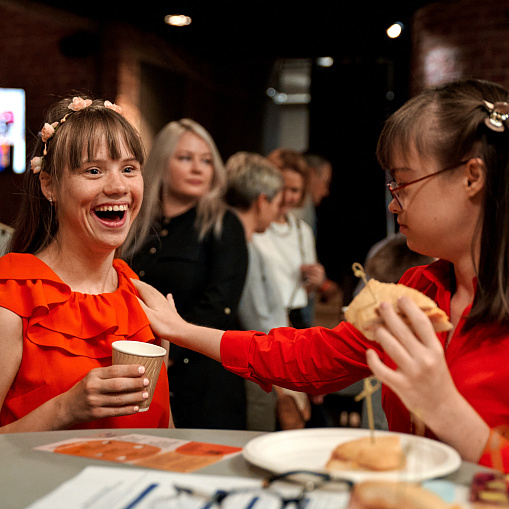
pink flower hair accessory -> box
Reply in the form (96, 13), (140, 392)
(104, 101), (122, 114)
(30, 156), (43, 174)
(40, 122), (58, 143)
(32, 96), (120, 174)
(68, 97), (92, 111)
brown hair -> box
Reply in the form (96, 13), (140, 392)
(376, 78), (509, 329)
(267, 148), (308, 207)
(10, 95), (144, 255)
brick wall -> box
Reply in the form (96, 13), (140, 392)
(411, 0), (509, 94)
(0, 2), (207, 226)
(0, 2), (100, 225)
(0, 2), (269, 226)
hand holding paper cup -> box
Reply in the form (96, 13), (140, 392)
(112, 341), (166, 412)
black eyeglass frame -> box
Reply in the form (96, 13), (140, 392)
(170, 470), (353, 508)
(386, 158), (472, 210)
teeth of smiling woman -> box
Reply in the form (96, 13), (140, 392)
(94, 205), (128, 212)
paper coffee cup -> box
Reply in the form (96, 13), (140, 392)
(112, 340), (166, 412)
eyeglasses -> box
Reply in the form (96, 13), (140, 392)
(149, 470), (353, 508)
(386, 159), (472, 210)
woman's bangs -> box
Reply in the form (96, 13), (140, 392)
(61, 112), (144, 170)
(378, 113), (434, 171)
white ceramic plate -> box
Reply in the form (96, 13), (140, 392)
(243, 428), (462, 483)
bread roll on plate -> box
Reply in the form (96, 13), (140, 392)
(326, 435), (405, 472)
(348, 480), (461, 509)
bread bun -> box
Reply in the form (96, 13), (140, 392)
(345, 279), (453, 340)
(326, 435), (405, 472)
(348, 480), (461, 509)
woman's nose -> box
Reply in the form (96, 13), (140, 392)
(104, 171), (128, 195)
(191, 156), (206, 172)
(388, 195), (402, 213)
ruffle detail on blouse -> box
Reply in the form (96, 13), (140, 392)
(0, 254), (155, 359)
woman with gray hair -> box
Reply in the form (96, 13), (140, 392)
(225, 152), (285, 431)
(124, 119), (248, 430)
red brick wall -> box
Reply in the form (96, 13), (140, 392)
(0, 3), (196, 226)
(0, 2), (100, 226)
(410, 0), (509, 94)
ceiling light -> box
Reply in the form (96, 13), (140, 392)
(317, 56), (334, 68)
(165, 15), (192, 27)
(387, 22), (403, 39)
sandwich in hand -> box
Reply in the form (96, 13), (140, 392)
(345, 279), (453, 340)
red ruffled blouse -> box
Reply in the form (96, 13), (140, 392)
(0, 253), (170, 429)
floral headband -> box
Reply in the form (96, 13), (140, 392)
(30, 97), (123, 174)
(483, 100), (509, 133)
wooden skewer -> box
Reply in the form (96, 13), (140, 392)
(355, 376), (381, 443)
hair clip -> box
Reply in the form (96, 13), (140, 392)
(483, 100), (509, 132)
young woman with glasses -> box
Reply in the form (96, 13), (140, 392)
(134, 78), (509, 471)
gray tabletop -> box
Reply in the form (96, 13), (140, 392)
(0, 427), (493, 508)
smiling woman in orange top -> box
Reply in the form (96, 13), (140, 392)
(0, 95), (171, 432)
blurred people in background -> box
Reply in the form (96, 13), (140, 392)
(124, 119), (248, 430)
(294, 153), (332, 236)
(254, 148), (326, 329)
(295, 152), (338, 326)
(225, 151), (285, 431)
(254, 148), (330, 427)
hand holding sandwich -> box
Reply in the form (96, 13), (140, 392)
(365, 295), (490, 463)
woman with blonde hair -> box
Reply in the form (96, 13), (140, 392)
(124, 119), (248, 429)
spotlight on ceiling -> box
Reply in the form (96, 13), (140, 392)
(165, 15), (192, 27)
(386, 22), (404, 39)
(317, 56), (334, 68)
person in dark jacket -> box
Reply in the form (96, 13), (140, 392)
(124, 119), (248, 429)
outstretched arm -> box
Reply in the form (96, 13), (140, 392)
(132, 278), (223, 362)
(366, 296), (490, 463)
(133, 278), (375, 395)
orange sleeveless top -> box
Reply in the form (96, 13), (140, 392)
(0, 253), (170, 429)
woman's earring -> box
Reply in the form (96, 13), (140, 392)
(48, 197), (53, 203)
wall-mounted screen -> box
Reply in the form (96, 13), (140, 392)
(0, 88), (26, 174)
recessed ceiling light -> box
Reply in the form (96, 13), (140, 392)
(165, 15), (192, 27)
(317, 56), (334, 68)
(387, 22), (403, 39)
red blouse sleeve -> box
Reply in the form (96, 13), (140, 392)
(220, 322), (379, 395)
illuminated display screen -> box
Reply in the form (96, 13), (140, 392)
(0, 88), (26, 174)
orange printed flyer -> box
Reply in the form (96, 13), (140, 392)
(34, 433), (243, 472)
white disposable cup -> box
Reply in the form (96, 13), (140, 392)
(112, 340), (166, 412)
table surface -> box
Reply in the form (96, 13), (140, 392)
(0, 427), (493, 508)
